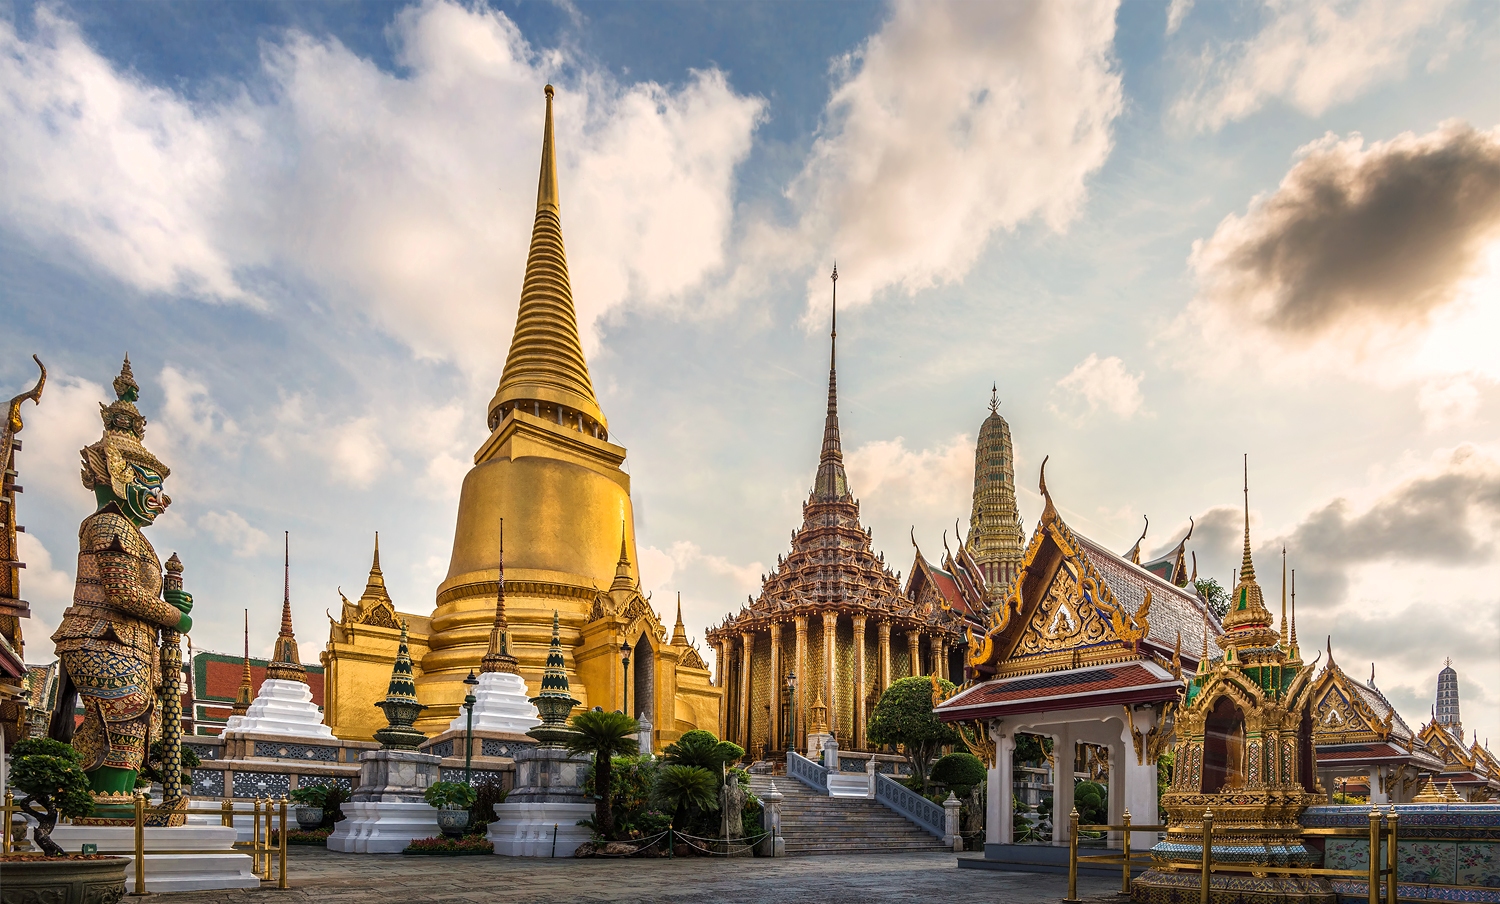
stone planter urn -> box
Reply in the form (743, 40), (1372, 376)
(435, 807), (471, 838)
(295, 806), (325, 830)
(0, 855), (128, 904)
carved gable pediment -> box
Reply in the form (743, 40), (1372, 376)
(1309, 664), (1389, 743)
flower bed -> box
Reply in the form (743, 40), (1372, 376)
(403, 836), (495, 855)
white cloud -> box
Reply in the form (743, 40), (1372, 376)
(1418, 376), (1483, 432)
(766, 0), (1122, 319)
(158, 366), (239, 448)
(1172, 0), (1456, 132)
(14, 371), (108, 503)
(264, 394), (391, 489)
(14, 531), (73, 658)
(1166, 0), (1195, 35)
(845, 433), (972, 514)
(1052, 354), (1144, 420)
(639, 540), (763, 597)
(0, 9), (245, 302)
(198, 510), (271, 557)
(0, 1), (764, 375)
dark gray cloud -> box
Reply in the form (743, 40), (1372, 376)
(1192, 122), (1500, 338)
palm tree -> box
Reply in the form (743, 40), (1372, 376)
(566, 709), (639, 840)
(653, 764), (718, 829)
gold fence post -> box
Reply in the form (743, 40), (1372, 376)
(1385, 807), (1398, 904)
(1064, 806), (1081, 904)
(220, 797), (232, 829)
(261, 797), (271, 880)
(133, 793), (147, 896)
(1199, 809), (1213, 904)
(1121, 808), (1132, 896)
(253, 797), (264, 880)
(3, 789), (13, 855)
(278, 797), (289, 890)
(1367, 807), (1380, 904)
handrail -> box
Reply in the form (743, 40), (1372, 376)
(1062, 805), (1399, 904)
(872, 772), (944, 840)
(786, 750), (827, 794)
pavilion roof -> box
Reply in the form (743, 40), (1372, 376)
(935, 660), (1181, 721)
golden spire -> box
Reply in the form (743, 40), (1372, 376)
(360, 532), (390, 605)
(266, 531), (307, 683)
(671, 592), (688, 645)
(232, 608), (252, 715)
(611, 520), (634, 592)
(812, 264), (850, 501)
(1289, 567), (1300, 659)
(482, 519), (519, 674)
(1219, 455), (1276, 645)
(488, 84), (605, 435)
(1280, 546), (1288, 648)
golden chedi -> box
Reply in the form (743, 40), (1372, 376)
(322, 86), (719, 746)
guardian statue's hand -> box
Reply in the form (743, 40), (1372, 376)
(165, 587), (193, 614)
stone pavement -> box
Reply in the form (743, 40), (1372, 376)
(161, 848), (1121, 903)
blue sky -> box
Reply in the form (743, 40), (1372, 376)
(3, 0), (1499, 748)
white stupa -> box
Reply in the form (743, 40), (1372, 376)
(447, 521), (540, 735)
(223, 534), (334, 740)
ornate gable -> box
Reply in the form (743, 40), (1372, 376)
(1418, 719), (1473, 768)
(1309, 662), (1393, 744)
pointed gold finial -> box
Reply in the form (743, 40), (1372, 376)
(1280, 546), (1288, 648)
(482, 518), (519, 674)
(989, 382), (999, 415)
(232, 608), (253, 715)
(538, 85), (558, 212)
(671, 591), (688, 645)
(266, 531), (306, 683)
(611, 519), (634, 592)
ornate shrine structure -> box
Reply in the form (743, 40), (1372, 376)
(936, 460), (1214, 852)
(962, 387), (1025, 595)
(0, 357), (43, 758)
(706, 269), (970, 757)
(320, 85), (719, 750)
(1412, 662), (1500, 802)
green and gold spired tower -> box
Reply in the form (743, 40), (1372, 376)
(1133, 461), (1327, 904)
(374, 623), (427, 751)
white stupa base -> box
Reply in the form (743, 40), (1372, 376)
(488, 801), (594, 857)
(224, 678), (334, 739)
(326, 801), (440, 853)
(49, 824), (258, 892)
(445, 671), (541, 735)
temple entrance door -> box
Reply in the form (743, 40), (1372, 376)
(632, 635), (655, 724)
(1203, 697), (1247, 793)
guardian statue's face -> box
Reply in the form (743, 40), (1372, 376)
(97, 463), (170, 526)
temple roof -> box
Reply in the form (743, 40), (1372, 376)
(488, 85), (605, 434)
(1071, 532), (1215, 655)
(936, 660), (1181, 720)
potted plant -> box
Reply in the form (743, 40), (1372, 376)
(424, 781), (477, 837)
(289, 785), (332, 830)
(4, 738), (127, 904)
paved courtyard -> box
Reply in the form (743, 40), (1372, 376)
(166, 848), (1121, 903)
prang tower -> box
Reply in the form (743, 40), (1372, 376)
(964, 387), (1024, 596)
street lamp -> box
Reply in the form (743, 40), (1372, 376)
(786, 670), (797, 753)
(620, 639), (632, 717)
(462, 669), (479, 786)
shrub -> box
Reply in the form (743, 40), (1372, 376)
(652, 765), (717, 828)
(403, 835), (494, 855)
(931, 752), (986, 797)
(468, 781), (506, 834)
(9, 738), (94, 856)
(1074, 780), (1107, 826)
(289, 785), (333, 808)
(662, 730), (743, 776)
(424, 781), (478, 810)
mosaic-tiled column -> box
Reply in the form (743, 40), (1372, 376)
(877, 621), (891, 694)
(907, 630), (922, 677)
(794, 615), (808, 751)
(852, 614), (867, 750)
(739, 630), (754, 752)
(768, 622), (782, 752)
(822, 612), (838, 739)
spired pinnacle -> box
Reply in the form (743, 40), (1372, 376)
(265, 531), (307, 683)
(373, 621), (428, 750)
(527, 611), (581, 747)
(232, 608), (252, 716)
(1219, 455), (1276, 645)
(488, 83), (606, 436)
(482, 518), (520, 674)
(671, 591), (688, 646)
(611, 520), (635, 592)
(812, 264), (850, 502)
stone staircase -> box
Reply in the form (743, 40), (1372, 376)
(748, 775), (951, 856)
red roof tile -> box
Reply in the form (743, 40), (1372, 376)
(936, 661), (1181, 719)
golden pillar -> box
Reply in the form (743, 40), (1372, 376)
(822, 612), (837, 739)
(794, 615), (808, 750)
(937, 636), (949, 681)
(877, 621), (891, 694)
(907, 630), (921, 677)
(768, 622), (782, 752)
(739, 630), (753, 751)
(852, 614), (867, 750)
(712, 639), (726, 739)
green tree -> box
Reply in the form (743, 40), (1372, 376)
(652, 764), (718, 828)
(866, 676), (959, 790)
(931, 752), (986, 797)
(10, 737), (94, 856)
(566, 709), (639, 840)
(1195, 577), (1229, 620)
(1014, 733), (1052, 765)
(662, 729), (743, 779)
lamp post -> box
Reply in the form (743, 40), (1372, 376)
(462, 669), (479, 786)
(620, 639), (632, 717)
(786, 670), (797, 754)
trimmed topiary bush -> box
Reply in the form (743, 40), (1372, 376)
(931, 752), (986, 797)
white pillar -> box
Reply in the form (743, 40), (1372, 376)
(988, 722), (1014, 847)
(1107, 740), (1125, 850)
(1119, 713), (1161, 852)
(1368, 767), (1389, 805)
(1052, 726), (1074, 845)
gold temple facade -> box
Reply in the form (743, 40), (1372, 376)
(321, 85), (719, 748)
(706, 275), (971, 756)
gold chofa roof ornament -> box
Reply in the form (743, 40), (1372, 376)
(487, 83), (606, 436)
